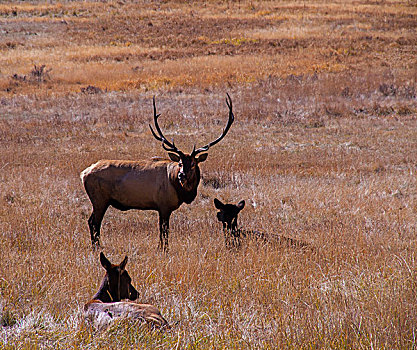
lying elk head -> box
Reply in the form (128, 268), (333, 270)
(214, 198), (245, 249)
(214, 198), (245, 231)
(93, 252), (138, 302)
(150, 94), (234, 193)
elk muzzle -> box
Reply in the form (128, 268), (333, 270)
(178, 171), (186, 185)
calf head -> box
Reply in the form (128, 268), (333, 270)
(99, 252), (138, 302)
(214, 198), (245, 232)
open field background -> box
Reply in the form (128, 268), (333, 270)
(1, 0), (416, 348)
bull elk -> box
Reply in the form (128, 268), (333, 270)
(84, 252), (168, 330)
(214, 198), (309, 250)
(81, 95), (234, 251)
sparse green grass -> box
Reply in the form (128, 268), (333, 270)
(1, 0), (417, 349)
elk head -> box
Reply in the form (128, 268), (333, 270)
(214, 198), (245, 232)
(99, 252), (138, 302)
(149, 94), (234, 193)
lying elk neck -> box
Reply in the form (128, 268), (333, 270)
(92, 278), (115, 302)
(169, 162), (200, 205)
(221, 217), (245, 238)
(228, 225), (247, 239)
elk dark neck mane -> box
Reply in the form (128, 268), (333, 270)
(92, 276), (113, 302)
(170, 164), (200, 205)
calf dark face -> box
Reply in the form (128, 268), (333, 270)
(99, 252), (138, 302)
(214, 198), (245, 249)
(214, 198), (245, 231)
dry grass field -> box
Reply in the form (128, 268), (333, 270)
(1, 0), (416, 348)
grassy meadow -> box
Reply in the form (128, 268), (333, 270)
(0, 0), (416, 348)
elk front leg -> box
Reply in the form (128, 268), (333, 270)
(88, 213), (99, 247)
(88, 204), (108, 248)
(158, 213), (170, 252)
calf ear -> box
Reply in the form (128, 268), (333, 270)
(119, 256), (128, 270)
(237, 200), (245, 211)
(100, 252), (112, 271)
(214, 198), (224, 209)
(168, 152), (181, 162)
(196, 153), (208, 163)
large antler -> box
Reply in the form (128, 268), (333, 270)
(149, 96), (184, 156)
(192, 93), (234, 156)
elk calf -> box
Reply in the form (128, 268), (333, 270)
(214, 198), (309, 249)
(84, 252), (168, 330)
(81, 95), (234, 252)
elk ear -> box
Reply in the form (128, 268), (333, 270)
(214, 198), (225, 210)
(119, 256), (128, 270)
(195, 153), (208, 163)
(168, 152), (181, 162)
(100, 252), (112, 271)
(237, 200), (245, 211)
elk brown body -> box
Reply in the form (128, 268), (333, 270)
(84, 252), (168, 330)
(81, 95), (234, 251)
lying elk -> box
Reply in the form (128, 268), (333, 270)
(214, 198), (309, 249)
(84, 252), (168, 330)
(81, 94), (234, 251)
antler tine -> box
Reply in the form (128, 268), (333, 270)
(149, 96), (183, 155)
(192, 93), (234, 156)
(162, 139), (178, 152)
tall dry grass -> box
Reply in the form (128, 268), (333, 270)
(1, 0), (416, 349)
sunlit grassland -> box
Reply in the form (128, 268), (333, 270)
(1, 0), (415, 94)
(0, 0), (416, 349)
